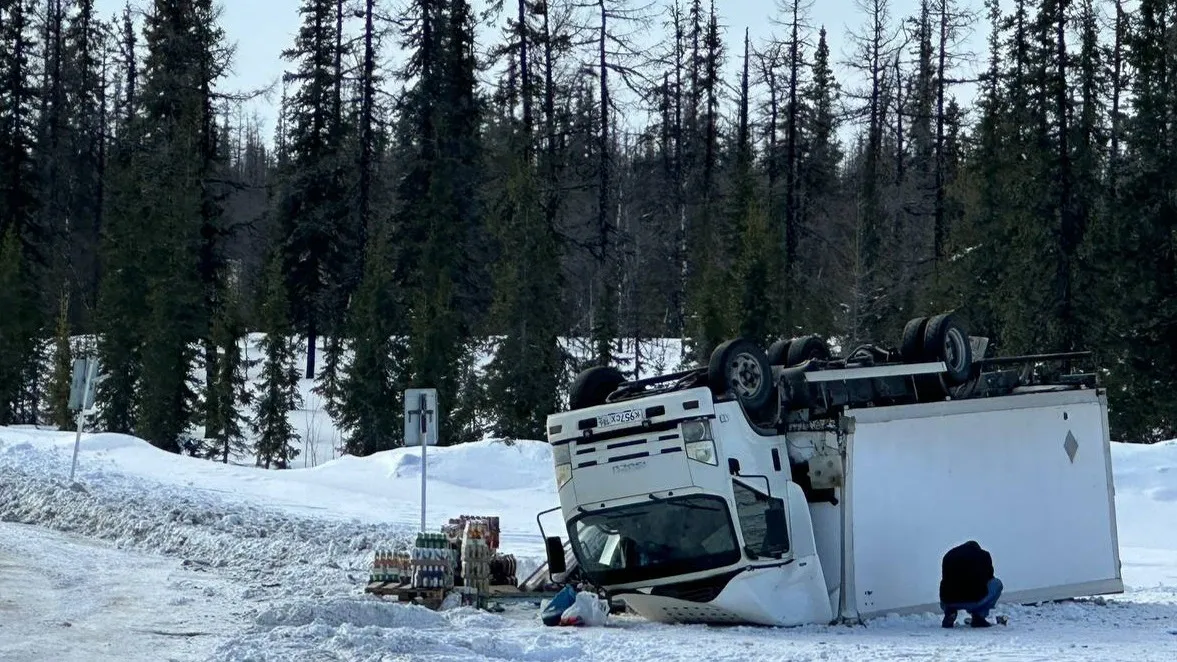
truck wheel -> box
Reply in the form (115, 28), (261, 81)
(900, 316), (929, 362)
(569, 366), (625, 410)
(767, 338), (793, 366)
(708, 339), (776, 416)
(786, 335), (832, 367)
(923, 313), (972, 385)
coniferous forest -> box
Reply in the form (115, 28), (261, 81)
(1, 0), (1174, 464)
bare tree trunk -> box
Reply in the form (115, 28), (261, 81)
(933, 0), (949, 261)
(518, 0), (532, 146)
(784, 0), (802, 311)
(359, 0), (375, 241)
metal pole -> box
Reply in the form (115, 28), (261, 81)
(69, 360), (97, 482)
(419, 393), (427, 533)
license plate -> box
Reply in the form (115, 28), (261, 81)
(596, 409), (643, 429)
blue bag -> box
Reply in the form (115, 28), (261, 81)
(540, 585), (577, 626)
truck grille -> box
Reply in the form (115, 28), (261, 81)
(573, 431), (682, 469)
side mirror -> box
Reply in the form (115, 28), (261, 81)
(546, 536), (567, 575)
(728, 458), (741, 475)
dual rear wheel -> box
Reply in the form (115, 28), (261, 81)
(900, 312), (973, 386)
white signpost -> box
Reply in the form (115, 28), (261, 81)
(404, 388), (438, 533)
(68, 357), (100, 482)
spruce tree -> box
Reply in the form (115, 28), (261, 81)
(252, 255), (303, 469)
(336, 223), (405, 456)
(95, 5), (143, 434)
(0, 230), (38, 425)
(277, 0), (354, 382)
(485, 153), (565, 440)
(61, 0), (108, 328)
(48, 288), (74, 430)
(683, 0), (729, 363)
(0, 0), (45, 425)
(131, 0), (228, 452)
(731, 29), (778, 347)
(394, 0), (488, 445)
(795, 26), (843, 337)
(1104, 0), (1177, 441)
(205, 286), (255, 463)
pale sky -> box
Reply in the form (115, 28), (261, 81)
(94, 0), (986, 140)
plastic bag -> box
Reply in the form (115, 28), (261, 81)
(540, 585), (577, 626)
(439, 590), (463, 611)
(558, 591), (609, 627)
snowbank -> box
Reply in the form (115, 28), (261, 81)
(0, 428), (558, 580)
(1109, 440), (1177, 588)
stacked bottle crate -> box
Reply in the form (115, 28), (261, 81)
(369, 549), (411, 584)
(410, 532), (455, 589)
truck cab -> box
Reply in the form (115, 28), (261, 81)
(546, 382), (830, 624)
(538, 313), (1122, 626)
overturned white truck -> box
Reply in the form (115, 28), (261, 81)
(536, 313), (1123, 626)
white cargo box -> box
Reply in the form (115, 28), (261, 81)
(834, 387), (1122, 620)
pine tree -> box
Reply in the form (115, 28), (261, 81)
(481, 0), (567, 440)
(731, 29), (778, 347)
(0, 230), (37, 425)
(131, 0), (229, 452)
(61, 0), (109, 329)
(205, 286), (255, 463)
(795, 26), (843, 336)
(0, 0), (45, 425)
(95, 5), (143, 434)
(336, 199), (406, 456)
(277, 0), (354, 382)
(484, 151), (565, 440)
(252, 255), (303, 468)
(48, 287), (74, 430)
(683, 0), (729, 363)
(842, 0), (899, 344)
(393, 0), (488, 445)
(1104, 0), (1177, 441)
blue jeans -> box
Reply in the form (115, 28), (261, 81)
(942, 577), (1003, 620)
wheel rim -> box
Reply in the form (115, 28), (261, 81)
(943, 327), (968, 372)
(728, 352), (764, 398)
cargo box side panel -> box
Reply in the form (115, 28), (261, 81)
(844, 392), (1121, 618)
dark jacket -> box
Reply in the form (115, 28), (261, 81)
(939, 540), (994, 604)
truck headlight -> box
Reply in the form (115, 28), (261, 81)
(553, 443), (572, 487)
(556, 463), (572, 487)
(682, 420), (717, 465)
(685, 440), (717, 465)
(682, 420), (712, 443)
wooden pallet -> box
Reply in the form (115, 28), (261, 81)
(364, 581), (448, 608)
(364, 581), (561, 610)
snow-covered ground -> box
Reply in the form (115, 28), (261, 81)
(0, 522), (240, 661)
(2, 427), (1176, 661)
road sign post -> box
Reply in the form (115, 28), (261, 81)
(69, 357), (99, 482)
(404, 388), (438, 533)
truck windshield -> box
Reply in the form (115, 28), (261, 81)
(568, 495), (741, 585)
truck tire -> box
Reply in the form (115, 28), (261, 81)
(767, 338), (793, 366)
(900, 316), (929, 362)
(923, 313), (972, 385)
(786, 335), (832, 367)
(708, 339), (776, 417)
(568, 366), (625, 410)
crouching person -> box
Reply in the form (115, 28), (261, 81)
(939, 540), (1003, 628)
